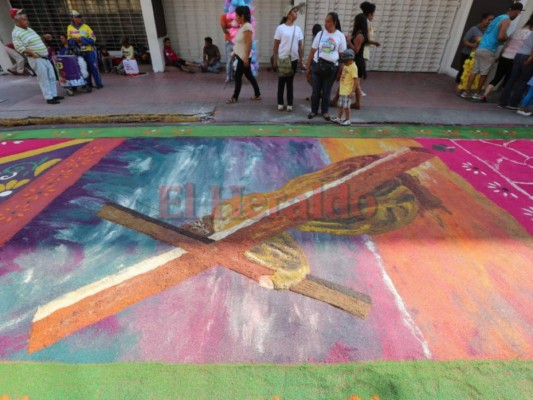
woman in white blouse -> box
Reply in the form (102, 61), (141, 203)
(305, 12), (347, 120)
(226, 6), (261, 104)
(272, 5), (304, 112)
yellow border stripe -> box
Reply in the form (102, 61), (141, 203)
(0, 139), (93, 165)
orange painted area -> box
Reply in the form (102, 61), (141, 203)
(322, 139), (533, 360)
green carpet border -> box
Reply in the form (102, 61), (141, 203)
(0, 360), (531, 399)
(0, 124), (531, 140)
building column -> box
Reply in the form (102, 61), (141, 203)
(139, 0), (165, 73)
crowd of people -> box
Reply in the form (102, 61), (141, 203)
(459, 2), (533, 116)
(3, 2), (381, 123)
(3, 2), (531, 119)
(224, 2), (381, 126)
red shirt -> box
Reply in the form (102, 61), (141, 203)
(164, 46), (182, 64)
(220, 14), (232, 42)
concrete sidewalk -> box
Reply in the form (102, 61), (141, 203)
(1, 66), (532, 127)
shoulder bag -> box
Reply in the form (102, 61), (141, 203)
(277, 26), (296, 77)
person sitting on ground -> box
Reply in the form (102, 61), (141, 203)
(330, 49), (358, 126)
(99, 45), (113, 73)
(201, 37), (222, 73)
(461, 3), (524, 100)
(116, 37), (135, 74)
(163, 37), (199, 73)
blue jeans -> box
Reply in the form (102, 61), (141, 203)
(499, 54), (533, 107)
(83, 50), (103, 87)
(225, 40), (234, 82)
(207, 60), (221, 73)
(519, 85), (533, 108)
(311, 62), (338, 114)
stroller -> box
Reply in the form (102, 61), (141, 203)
(53, 49), (92, 96)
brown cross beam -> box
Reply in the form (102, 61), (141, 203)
(28, 147), (433, 353)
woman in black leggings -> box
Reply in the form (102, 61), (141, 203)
(226, 6), (261, 103)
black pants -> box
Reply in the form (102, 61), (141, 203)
(489, 56), (513, 88)
(232, 56), (260, 100)
(277, 60), (298, 106)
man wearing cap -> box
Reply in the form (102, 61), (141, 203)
(11, 9), (63, 104)
(461, 2), (524, 100)
(67, 10), (103, 89)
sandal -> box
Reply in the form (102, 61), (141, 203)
(250, 95), (262, 101)
(226, 97), (238, 104)
(321, 113), (331, 121)
(307, 112), (317, 119)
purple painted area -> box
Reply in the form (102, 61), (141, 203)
(0, 334), (26, 357)
(0, 244), (24, 277)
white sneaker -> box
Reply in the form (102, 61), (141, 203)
(517, 109), (532, 116)
(277, 105), (284, 111)
(361, 91), (367, 97)
(340, 119), (351, 126)
(472, 93), (482, 100)
(286, 105), (293, 112)
(330, 116), (340, 123)
(460, 91), (471, 99)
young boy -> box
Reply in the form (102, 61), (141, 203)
(163, 37), (199, 73)
(331, 49), (358, 126)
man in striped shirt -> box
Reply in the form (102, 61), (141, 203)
(11, 8), (63, 104)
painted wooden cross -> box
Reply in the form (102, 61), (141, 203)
(28, 147), (433, 353)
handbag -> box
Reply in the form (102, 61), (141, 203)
(277, 26), (296, 77)
(278, 57), (294, 77)
(316, 32), (335, 75)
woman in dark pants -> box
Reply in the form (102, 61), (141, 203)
(305, 12), (347, 120)
(226, 6), (261, 104)
(272, 4), (304, 111)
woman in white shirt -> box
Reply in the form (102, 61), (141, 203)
(305, 12), (347, 120)
(272, 5), (304, 112)
(226, 6), (261, 104)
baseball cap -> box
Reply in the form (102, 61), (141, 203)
(9, 8), (24, 19)
(70, 10), (82, 17)
(510, 3), (524, 11)
(340, 49), (355, 61)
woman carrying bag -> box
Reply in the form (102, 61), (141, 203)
(272, 4), (304, 112)
(305, 12), (347, 120)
